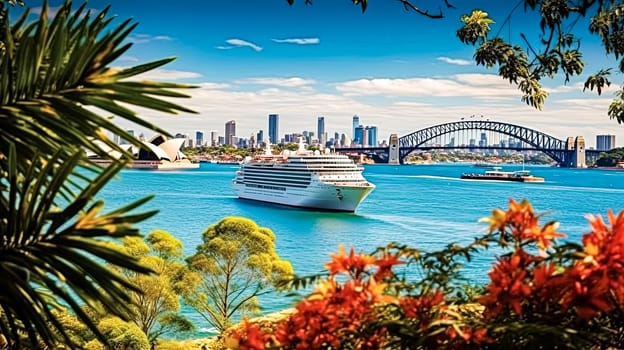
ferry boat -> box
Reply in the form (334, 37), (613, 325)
(461, 167), (545, 183)
(232, 139), (375, 212)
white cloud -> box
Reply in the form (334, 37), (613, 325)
(272, 38), (320, 45)
(118, 55), (139, 62)
(234, 77), (315, 87)
(437, 57), (472, 65)
(217, 39), (263, 52)
(111, 74), (624, 149)
(129, 34), (174, 44)
(335, 74), (520, 98)
(130, 69), (202, 81)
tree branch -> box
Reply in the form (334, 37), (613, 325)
(397, 0), (444, 19)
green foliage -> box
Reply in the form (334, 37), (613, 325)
(0, 145), (157, 348)
(119, 230), (195, 343)
(85, 317), (150, 350)
(596, 146), (624, 166)
(0, 0), (196, 175)
(184, 217), (294, 334)
(0, 0), (198, 348)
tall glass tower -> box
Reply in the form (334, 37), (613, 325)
(368, 126), (377, 146)
(352, 115), (360, 143)
(268, 114), (279, 144)
(225, 120), (236, 145)
(195, 131), (204, 147)
(317, 116), (325, 144)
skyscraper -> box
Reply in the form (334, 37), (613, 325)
(257, 130), (264, 146)
(210, 130), (218, 146)
(225, 120), (236, 146)
(368, 126), (378, 146)
(352, 115), (360, 143)
(596, 134), (616, 150)
(354, 125), (364, 146)
(195, 131), (204, 147)
(317, 116), (325, 144)
(268, 113), (279, 144)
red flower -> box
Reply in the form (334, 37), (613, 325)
(373, 253), (404, 280)
(480, 250), (533, 318)
(324, 244), (376, 279)
(558, 210), (624, 319)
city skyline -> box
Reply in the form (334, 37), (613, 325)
(18, 0), (624, 147)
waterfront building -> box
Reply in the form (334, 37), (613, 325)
(479, 132), (487, 147)
(211, 131), (218, 147)
(317, 116), (325, 145)
(196, 131), (204, 148)
(268, 113), (279, 144)
(368, 126), (378, 147)
(596, 134), (616, 151)
(354, 125), (364, 146)
(257, 130), (264, 146)
(352, 115), (360, 143)
(225, 120), (236, 146)
(362, 126), (369, 147)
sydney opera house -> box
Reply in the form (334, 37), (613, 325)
(87, 134), (199, 170)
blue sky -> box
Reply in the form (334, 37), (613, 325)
(21, 0), (624, 147)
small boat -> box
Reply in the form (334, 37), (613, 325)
(473, 162), (497, 168)
(461, 167), (544, 182)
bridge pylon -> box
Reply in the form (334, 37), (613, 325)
(388, 134), (399, 165)
(564, 136), (587, 168)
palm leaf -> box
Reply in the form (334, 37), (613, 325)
(0, 0), (198, 173)
(0, 144), (158, 348)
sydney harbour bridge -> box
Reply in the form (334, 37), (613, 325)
(334, 120), (604, 167)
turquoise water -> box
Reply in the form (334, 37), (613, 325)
(100, 163), (624, 336)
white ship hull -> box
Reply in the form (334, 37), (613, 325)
(232, 180), (374, 212)
(232, 140), (375, 212)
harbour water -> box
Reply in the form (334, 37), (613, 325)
(100, 163), (624, 337)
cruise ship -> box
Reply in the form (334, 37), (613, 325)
(232, 140), (375, 212)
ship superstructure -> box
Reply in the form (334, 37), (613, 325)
(232, 139), (375, 212)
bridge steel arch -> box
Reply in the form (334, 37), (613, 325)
(398, 121), (568, 164)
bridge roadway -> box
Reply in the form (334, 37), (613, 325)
(333, 120), (606, 167)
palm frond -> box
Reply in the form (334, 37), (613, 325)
(0, 144), (158, 348)
(0, 0), (198, 172)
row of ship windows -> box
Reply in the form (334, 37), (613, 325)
(243, 179), (309, 188)
(245, 183), (287, 191)
(242, 174), (311, 181)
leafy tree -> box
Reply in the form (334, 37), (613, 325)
(118, 230), (196, 343)
(84, 317), (150, 350)
(291, 0), (624, 124)
(596, 146), (624, 166)
(0, 0), (195, 348)
(184, 217), (294, 334)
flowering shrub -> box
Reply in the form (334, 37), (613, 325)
(227, 199), (624, 349)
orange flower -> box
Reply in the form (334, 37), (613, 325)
(373, 253), (404, 280)
(399, 291), (444, 321)
(558, 210), (624, 319)
(480, 250), (533, 318)
(227, 321), (268, 350)
(324, 244), (376, 278)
